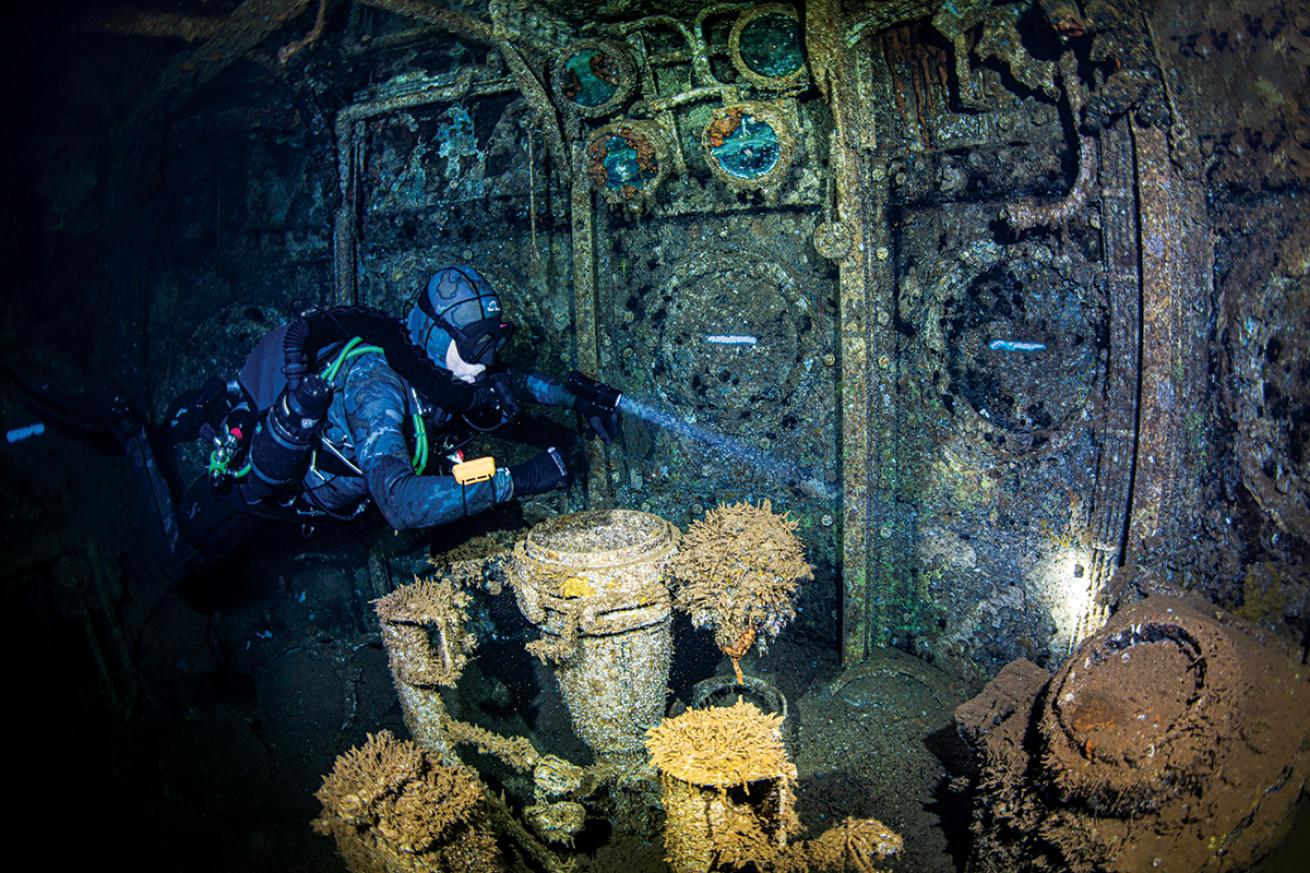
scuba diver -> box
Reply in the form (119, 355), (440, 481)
(58, 266), (622, 579)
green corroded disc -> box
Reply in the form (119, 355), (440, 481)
(563, 48), (619, 108)
(738, 13), (805, 79)
(710, 112), (781, 180)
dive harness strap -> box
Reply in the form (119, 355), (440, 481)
(317, 336), (430, 477)
(209, 337), (430, 494)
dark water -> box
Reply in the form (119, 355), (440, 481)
(5, 1), (1310, 871)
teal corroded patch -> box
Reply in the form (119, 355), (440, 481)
(738, 13), (805, 79)
(587, 122), (668, 204)
(562, 48), (620, 108)
(599, 136), (649, 190)
(710, 112), (781, 180)
(598, 135), (655, 191)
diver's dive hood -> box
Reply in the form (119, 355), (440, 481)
(407, 266), (514, 369)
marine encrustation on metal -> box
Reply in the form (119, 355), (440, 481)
(551, 39), (637, 118)
(728, 3), (809, 90)
(700, 101), (796, 192)
(511, 509), (679, 763)
(584, 120), (671, 207)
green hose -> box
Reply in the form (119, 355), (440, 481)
(323, 338), (385, 383)
(411, 412), (429, 475)
(324, 336), (429, 476)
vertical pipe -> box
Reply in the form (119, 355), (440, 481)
(377, 617), (457, 761)
(1128, 120), (1210, 554)
(1078, 120), (1140, 649)
(332, 116), (361, 306)
(570, 164), (612, 507)
(809, 0), (875, 664)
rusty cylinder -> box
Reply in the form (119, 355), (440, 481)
(512, 510), (678, 762)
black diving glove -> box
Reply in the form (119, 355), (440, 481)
(508, 447), (571, 497)
(570, 396), (620, 444)
(575, 399), (619, 444)
(564, 371), (622, 444)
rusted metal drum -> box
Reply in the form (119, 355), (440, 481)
(512, 509), (678, 761)
(1038, 603), (1241, 816)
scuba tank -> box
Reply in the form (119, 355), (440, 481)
(245, 318), (331, 491)
(205, 317), (334, 497)
(247, 373), (332, 490)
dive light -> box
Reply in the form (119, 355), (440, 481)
(565, 370), (622, 412)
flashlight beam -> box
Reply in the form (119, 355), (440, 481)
(618, 396), (837, 501)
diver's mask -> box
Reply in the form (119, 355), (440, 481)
(440, 312), (516, 367)
(415, 268), (515, 367)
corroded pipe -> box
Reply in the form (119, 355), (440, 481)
(1005, 52), (1096, 232)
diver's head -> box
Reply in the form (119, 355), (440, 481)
(407, 266), (515, 383)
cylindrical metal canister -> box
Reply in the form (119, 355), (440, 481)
(512, 510), (678, 761)
(647, 699), (797, 873)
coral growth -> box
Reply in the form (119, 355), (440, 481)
(429, 531), (517, 594)
(647, 700), (901, 872)
(523, 600), (580, 664)
(443, 718), (543, 774)
(647, 700), (797, 871)
(802, 817), (903, 873)
(312, 731), (502, 873)
(559, 575), (597, 598)
(524, 800), (588, 846)
(375, 577), (475, 687)
(668, 500), (813, 681)
(647, 698), (795, 789)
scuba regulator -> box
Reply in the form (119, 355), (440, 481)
(462, 370), (521, 432)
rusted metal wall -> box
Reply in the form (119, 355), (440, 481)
(50, 0), (1304, 680)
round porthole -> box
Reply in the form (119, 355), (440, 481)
(585, 121), (670, 205)
(552, 40), (636, 117)
(915, 240), (1107, 458)
(701, 102), (794, 191)
(729, 4), (807, 89)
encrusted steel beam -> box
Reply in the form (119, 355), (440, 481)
(359, 0), (497, 42)
(86, 9), (226, 42)
(808, 0), (873, 665)
(139, 0), (314, 119)
(1128, 121), (1211, 552)
(570, 158), (612, 507)
(860, 69), (905, 654)
(815, 0), (936, 663)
